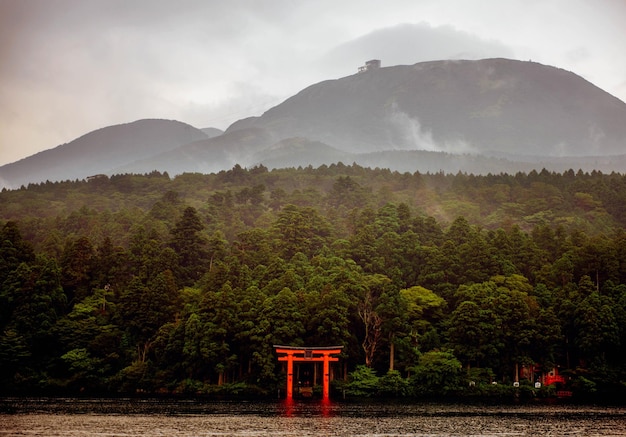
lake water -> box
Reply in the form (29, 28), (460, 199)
(1, 398), (625, 436)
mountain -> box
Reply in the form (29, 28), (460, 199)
(2, 58), (626, 188)
(0, 119), (208, 188)
(200, 127), (224, 138)
(229, 58), (626, 157)
(112, 127), (275, 176)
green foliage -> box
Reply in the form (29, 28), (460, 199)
(169, 206), (210, 286)
(61, 348), (99, 376)
(346, 365), (379, 397)
(409, 350), (462, 396)
(0, 329), (31, 387)
(571, 375), (597, 395)
(377, 369), (409, 397)
(2, 166), (626, 399)
(400, 285), (445, 335)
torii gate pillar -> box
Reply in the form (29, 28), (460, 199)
(274, 345), (343, 401)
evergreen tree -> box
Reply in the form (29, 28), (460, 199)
(169, 206), (210, 286)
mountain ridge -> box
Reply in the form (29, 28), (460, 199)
(228, 58), (626, 156)
(2, 58), (626, 189)
(0, 119), (208, 188)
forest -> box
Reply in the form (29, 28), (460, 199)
(1, 163), (625, 401)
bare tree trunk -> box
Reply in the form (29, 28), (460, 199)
(359, 306), (382, 367)
(389, 341), (395, 371)
(138, 342), (150, 363)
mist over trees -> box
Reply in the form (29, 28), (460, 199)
(1, 164), (626, 400)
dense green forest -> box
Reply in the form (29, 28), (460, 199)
(1, 164), (626, 401)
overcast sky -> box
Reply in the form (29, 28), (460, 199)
(1, 0), (625, 166)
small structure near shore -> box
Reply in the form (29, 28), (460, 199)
(274, 345), (343, 401)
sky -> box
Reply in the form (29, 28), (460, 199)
(1, 0), (625, 166)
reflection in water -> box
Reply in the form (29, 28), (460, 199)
(320, 397), (334, 418)
(281, 398), (336, 419)
(1, 398), (625, 437)
(277, 398), (336, 437)
(282, 397), (296, 417)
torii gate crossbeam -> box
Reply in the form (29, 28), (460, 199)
(274, 345), (343, 401)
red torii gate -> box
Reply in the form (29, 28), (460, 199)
(274, 345), (343, 401)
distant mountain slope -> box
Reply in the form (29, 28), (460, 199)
(201, 127), (224, 138)
(228, 58), (626, 157)
(113, 127), (275, 176)
(3, 59), (626, 189)
(0, 119), (207, 188)
(251, 137), (354, 169)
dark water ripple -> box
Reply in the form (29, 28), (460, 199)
(1, 398), (625, 436)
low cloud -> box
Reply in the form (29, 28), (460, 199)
(386, 104), (475, 154)
(320, 22), (514, 76)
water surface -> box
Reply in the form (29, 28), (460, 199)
(1, 398), (625, 436)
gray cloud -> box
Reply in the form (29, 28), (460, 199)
(320, 23), (514, 77)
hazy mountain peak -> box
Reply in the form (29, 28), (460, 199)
(3, 59), (626, 189)
(0, 119), (207, 188)
(227, 58), (626, 157)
